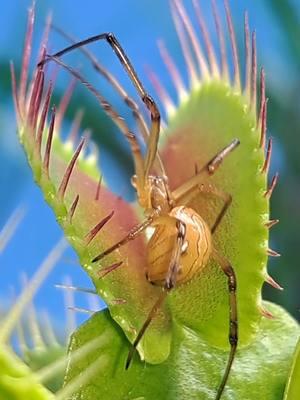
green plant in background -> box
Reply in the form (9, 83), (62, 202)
(0, 214), (109, 400)
(4, 0), (299, 399)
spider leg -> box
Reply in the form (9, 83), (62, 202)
(209, 190), (232, 234)
(125, 289), (168, 370)
(39, 33), (161, 189)
(92, 210), (159, 263)
(212, 248), (238, 400)
(172, 138), (240, 203)
(50, 25), (150, 143)
(179, 183), (232, 234)
(44, 55), (145, 190)
(125, 219), (186, 369)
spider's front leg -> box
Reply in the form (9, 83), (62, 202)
(39, 32), (162, 196)
(212, 248), (238, 400)
(92, 210), (159, 263)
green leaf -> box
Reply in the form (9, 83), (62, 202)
(19, 121), (171, 363)
(65, 303), (299, 400)
(23, 344), (66, 393)
(0, 345), (54, 400)
(284, 338), (300, 400)
(161, 82), (267, 348)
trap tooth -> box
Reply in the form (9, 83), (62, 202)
(260, 306), (275, 319)
(265, 274), (283, 290)
(28, 67), (44, 130)
(55, 283), (97, 295)
(258, 68), (266, 131)
(174, 0), (210, 81)
(224, 0), (241, 90)
(69, 194), (79, 223)
(97, 261), (123, 279)
(259, 99), (268, 149)
(244, 12), (251, 99)
(58, 137), (85, 200)
(158, 39), (187, 100)
(265, 219), (279, 229)
(32, 70), (45, 130)
(37, 15), (51, 63)
(36, 81), (53, 156)
(261, 137), (272, 174)
(146, 67), (175, 117)
(212, 0), (229, 81)
(19, 4), (35, 114)
(55, 79), (76, 133)
(250, 30), (257, 113)
(10, 62), (21, 122)
(192, 0), (219, 78)
(43, 105), (56, 176)
(171, 2), (198, 85)
(95, 175), (103, 201)
(68, 109), (84, 143)
(267, 248), (281, 257)
(68, 306), (95, 315)
(264, 172), (279, 198)
(85, 211), (115, 245)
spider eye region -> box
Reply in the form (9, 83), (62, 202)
(146, 206), (212, 286)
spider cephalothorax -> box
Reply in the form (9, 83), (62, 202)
(131, 174), (173, 213)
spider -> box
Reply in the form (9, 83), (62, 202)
(40, 31), (239, 400)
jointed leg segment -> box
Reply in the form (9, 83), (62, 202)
(39, 32), (161, 191)
(125, 218), (186, 369)
(92, 210), (160, 263)
(212, 248), (238, 400)
(44, 55), (145, 190)
(172, 138), (240, 203)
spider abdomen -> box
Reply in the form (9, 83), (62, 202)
(146, 206), (212, 286)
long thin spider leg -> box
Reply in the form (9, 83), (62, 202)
(45, 55), (145, 189)
(125, 219), (186, 369)
(173, 138), (240, 203)
(39, 33), (161, 186)
(212, 248), (238, 400)
(51, 26), (167, 178)
(210, 193), (232, 235)
(92, 210), (159, 263)
(50, 25), (150, 143)
(125, 290), (168, 369)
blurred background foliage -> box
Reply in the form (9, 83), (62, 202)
(0, 0), (299, 329)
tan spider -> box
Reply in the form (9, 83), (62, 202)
(41, 31), (240, 400)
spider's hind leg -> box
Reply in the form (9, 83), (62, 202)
(172, 138), (240, 204)
(212, 248), (238, 400)
(125, 218), (186, 369)
(40, 32), (162, 191)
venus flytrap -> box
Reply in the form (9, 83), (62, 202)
(11, 1), (300, 399)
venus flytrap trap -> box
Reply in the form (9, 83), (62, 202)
(10, 1), (300, 399)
